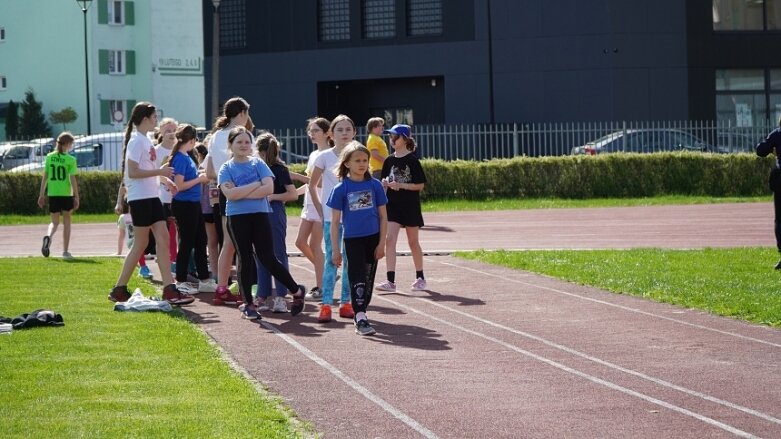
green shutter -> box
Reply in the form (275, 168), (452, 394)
(126, 50), (135, 75)
(98, 49), (109, 74)
(125, 1), (135, 25)
(126, 100), (136, 117)
(98, 0), (108, 24)
(100, 100), (110, 125)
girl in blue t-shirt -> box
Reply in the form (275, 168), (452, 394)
(163, 124), (215, 294)
(326, 142), (388, 336)
(217, 127), (306, 320)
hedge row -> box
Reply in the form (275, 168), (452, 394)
(0, 152), (773, 214)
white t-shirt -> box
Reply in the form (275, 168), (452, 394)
(124, 131), (160, 201)
(303, 148), (326, 209)
(154, 144), (174, 203)
(208, 126), (255, 176)
(312, 148), (340, 222)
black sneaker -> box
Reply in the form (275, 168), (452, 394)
(290, 285), (306, 316)
(354, 319), (376, 336)
(41, 236), (51, 257)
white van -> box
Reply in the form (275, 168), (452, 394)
(10, 133), (124, 172)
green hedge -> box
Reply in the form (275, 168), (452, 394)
(0, 153), (773, 214)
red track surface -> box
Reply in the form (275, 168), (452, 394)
(2, 203), (780, 438)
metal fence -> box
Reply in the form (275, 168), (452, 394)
(1, 120), (774, 171)
(269, 120), (774, 161)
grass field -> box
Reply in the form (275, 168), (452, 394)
(458, 247), (781, 327)
(0, 195), (768, 225)
(0, 258), (309, 438)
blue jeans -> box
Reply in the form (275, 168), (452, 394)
(256, 201), (288, 298)
(323, 221), (350, 305)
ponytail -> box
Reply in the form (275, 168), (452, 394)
(121, 102), (157, 178)
(163, 124), (197, 168)
(55, 132), (75, 154)
(211, 97), (250, 132)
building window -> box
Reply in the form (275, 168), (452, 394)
(108, 50), (124, 74)
(220, 0), (246, 50)
(407, 0), (442, 36)
(319, 0), (351, 41)
(0, 27), (5, 41)
(373, 107), (414, 126)
(363, 0), (395, 39)
(108, 0), (124, 25)
(713, 0), (781, 30)
(109, 100), (126, 124)
(716, 69), (772, 126)
(0, 76), (6, 90)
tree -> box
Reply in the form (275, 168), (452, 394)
(5, 100), (19, 139)
(19, 88), (51, 138)
(49, 107), (78, 131)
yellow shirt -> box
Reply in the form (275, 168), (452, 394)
(366, 133), (389, 174)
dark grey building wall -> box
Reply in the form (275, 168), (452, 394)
(204, 0), (692, 128)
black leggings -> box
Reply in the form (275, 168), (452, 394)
(775, 190), (781, 252)
(344, 233), (380, 315)
(172, 200), (209, 282)
(227, 212), (298, 304)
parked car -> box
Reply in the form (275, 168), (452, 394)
(716, 131), (759, 153)
(0, 138), (56, 170)
(10, 133), (123, 172)
(571, 129), (713, 155)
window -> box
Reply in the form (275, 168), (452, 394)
(319, 0), (351, 41)
(109, 50), (124, 74)
(374, 107), (414, 126)
(713, 0), (781, 30)
(0, 76), (5, 90)
(108, 0), (124, 25)
(219, 0), (246, 49)
(109, 100), (126, 124)
(72, 144), (103, 168)
(363, 0), (395, 39)
(716, 69), (769, 126)
(0, 27), (5, 41)
(407, 0), (442, 36)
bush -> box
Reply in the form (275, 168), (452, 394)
(0, 153), (772, 214)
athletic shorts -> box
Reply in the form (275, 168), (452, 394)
(48, 196), (74, 213)
(386, 203), (424, 228)
(128, 197), (166, 227)
(300, 202), (321, 222)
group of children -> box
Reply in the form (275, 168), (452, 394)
(37, 98), (427, 336)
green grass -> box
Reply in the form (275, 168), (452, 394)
(457, 248), (781, 327)
(0, 258), (310, 438)
(0, 195), (769, 225)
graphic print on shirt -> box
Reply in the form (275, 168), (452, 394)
(348, 189), (374, 211)
(389, 165), (412, 183)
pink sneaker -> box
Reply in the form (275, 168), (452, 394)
(411, 278), (427, 291)
(375, 280), (396, 292)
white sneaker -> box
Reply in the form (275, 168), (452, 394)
(375, 280), (397, 292)
(258, 297), (273, 312)
(175, 281), (199, 295)
(62, 251), (74, 260)
(198, 278), (217, 293)
(272, 296), (288, 313)
(411, 278), (427, 291)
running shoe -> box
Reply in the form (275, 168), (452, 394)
(305, 287), (322, 300)
(198, 278), (218, 293)
(339, 303), (355, 319)
(241, 305), (259, 320)
(290, 285), (306, 316)
(139, 265), (152, 279)
(375, 280), (396, 292)
(62, 251), (73, 260)
(175, 281), (199, 295)
(272, 296), (288, 313)
(354, 319), (376, 336)
(107, 285), (130, 302)
(213, 286), (242, 306)
(317, 304), (332, 323)
(41, 236), (51, 257)
(162, 284), (195, 305)
(411, 278), (427, 291)
(258, 297), (273, 312)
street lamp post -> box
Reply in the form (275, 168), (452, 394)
(76, 0), (93, 135)
(211, 0), (221, 122)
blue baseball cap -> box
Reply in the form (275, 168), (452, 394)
(384, 124), (411, 137)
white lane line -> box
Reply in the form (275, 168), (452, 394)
(408, 293), (781, 426)
(258, 320), (440, 439)
(432, 258), (781, 349)
(376, 295), (759, 439)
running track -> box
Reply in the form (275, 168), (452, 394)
(2, 203), (780, 438)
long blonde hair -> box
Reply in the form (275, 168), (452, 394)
(335, 141), (371, 181)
